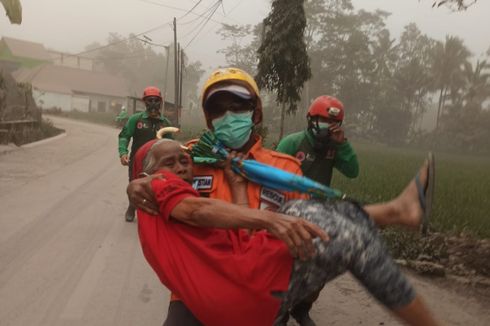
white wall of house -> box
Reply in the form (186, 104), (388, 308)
(33, 89), (72, 111)
(87, 94), (125, 113)
(71, 95), (90, 112)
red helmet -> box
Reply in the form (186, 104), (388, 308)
(307, 95), (344, 122)
(142, 86), (162, 100)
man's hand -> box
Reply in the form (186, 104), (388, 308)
(267, 214), (329, 261)
(223, 152), (249, 205)
(329, 124), (345, 144)
(127, 176), (159, 215)
(223, 152), (248, 187)
(120, 154), (129, 166)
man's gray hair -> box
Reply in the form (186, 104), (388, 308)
(142, 139), (179, 174)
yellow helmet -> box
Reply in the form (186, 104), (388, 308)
(201, 67), (260, 106)
(201, 67), (263, 127)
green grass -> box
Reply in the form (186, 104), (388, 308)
(45, 113), (490, 238)
(331, 142), (490, 238)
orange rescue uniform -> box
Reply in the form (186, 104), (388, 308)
(169, 136), (306, 302)
(191, 135), (306, 206)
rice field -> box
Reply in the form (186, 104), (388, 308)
(331, 142), (490, 238)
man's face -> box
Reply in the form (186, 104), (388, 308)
(144, 96), (162, 118)
(205, 92), (255, 123)
(151, 141), (193, 183)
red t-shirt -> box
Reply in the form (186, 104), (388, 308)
(138, 171), (293, 326)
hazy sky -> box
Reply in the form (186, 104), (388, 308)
(1, 0), (490, 71)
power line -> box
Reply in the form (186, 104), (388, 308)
(180, 0), (204, 19)
(138, 0), (239, 24)
(68, 0), (243, 57)
(227, 0), (245, 16)
(179, 1), (222, 39)
(137, 0), (195, 13)
(74, 20), (173, 56)
(184, 0), (221, 49)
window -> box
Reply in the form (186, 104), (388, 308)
(97, 101), (106, 112)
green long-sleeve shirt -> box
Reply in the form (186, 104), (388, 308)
(118, 111), (172, 159)
(276, 130), (359, 186)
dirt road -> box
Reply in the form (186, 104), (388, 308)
(0, 117), (488, 326)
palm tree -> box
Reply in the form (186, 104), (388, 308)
(462, 60), (490, 106)
(431, 36), (471, 130)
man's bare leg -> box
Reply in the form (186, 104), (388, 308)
(364, 159), (430, 229)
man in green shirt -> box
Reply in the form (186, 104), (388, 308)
(276, 95), (359, 325)
(277, 95), (358, 186)
(118, 86), (173, 222)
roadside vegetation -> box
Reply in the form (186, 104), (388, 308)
(3, 118), (63, 146)
(332, 142), (490, 238)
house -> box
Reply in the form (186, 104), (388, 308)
(13, 64), (129, 113)
(0, 37), (129, 113)
(0, 37), (52, 72)
(48, 50), (94, 71)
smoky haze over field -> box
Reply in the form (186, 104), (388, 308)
(2, 0), (490, 68)
(1, 0), (490, 153)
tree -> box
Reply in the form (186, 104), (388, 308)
(1, 0), (22, 24)
(182, 60), (205, 111)
(85, 34), (203, 107)
(393, 24), (435, 135)
(217, 23), (261, 75)
(256, 0), (311, 140)
(431, 0), (478, 10)
(431, 36), (471, 130)
(461, 60), (490, 106)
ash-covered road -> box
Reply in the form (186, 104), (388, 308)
(0, 116), (487, 326)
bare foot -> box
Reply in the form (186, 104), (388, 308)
(392, 159), (430, 229)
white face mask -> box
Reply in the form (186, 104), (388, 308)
(317, 122), (331, 130)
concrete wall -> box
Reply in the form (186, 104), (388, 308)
(48, 51), (93, 71)
(71, 95), (90, 112)
(34, 89), (72, 111)
(86, 93), (125, 113)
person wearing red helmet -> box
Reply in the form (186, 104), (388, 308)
(277, 95), (358, 187)
(276, 95), (359, 324)
(118, 86), (173, 222)
(128, 72), (435, 325)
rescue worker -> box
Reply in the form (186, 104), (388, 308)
(276, 95), (359, 324)
(130, 68), (307, 325)
(127, 68), (435, 325)
(132, 138), (440, 326)
(118, 86), (173, 222)
(277, 95), (359, 186)
(115, 105), (129, 128)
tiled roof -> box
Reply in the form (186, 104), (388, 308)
(13, 64), (128, 97)
(2, 37), (52, 61)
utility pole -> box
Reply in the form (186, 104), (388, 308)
(177, 43), (181, 106)
(163, 45), (170, 99)
(173, 17), (178, 109)
(179, 48), (184, 108)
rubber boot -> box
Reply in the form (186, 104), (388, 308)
(290, 299), (316, 326)
(125, 204), (136, 222)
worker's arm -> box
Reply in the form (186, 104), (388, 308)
(171, 195), (328, 260)
(147, 171), (328, 260)
(118, 114), (138, 157)
(334, 141), (359, 178)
